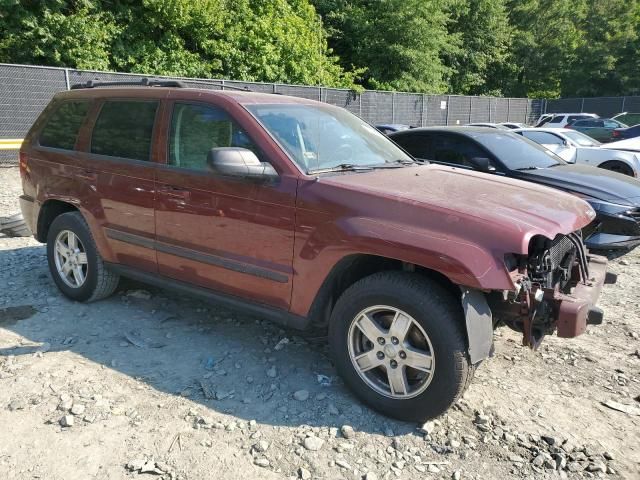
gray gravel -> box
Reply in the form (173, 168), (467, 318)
(1, 166), (639, 479)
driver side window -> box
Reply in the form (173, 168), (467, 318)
(432, 135), (493, 169)
(168, 103), (261, 171)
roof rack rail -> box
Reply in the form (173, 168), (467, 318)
(183, 79), (252, 92)
(70, 78), (187, 90)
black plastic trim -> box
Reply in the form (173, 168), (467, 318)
(104, 228), (289, 283)
(105, 262), (309, 330)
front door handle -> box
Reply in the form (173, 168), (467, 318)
(159, 185), (190, 200)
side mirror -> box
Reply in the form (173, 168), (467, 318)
(207, 148), (277, 179)
(470, 157), (496, 172)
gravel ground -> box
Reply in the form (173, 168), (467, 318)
(1, 166), (639, 480)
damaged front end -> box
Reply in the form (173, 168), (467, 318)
(490, 231), (616, 349)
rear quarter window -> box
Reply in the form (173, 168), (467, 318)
(39, 101), (90, 150)
(91, 100), (159, 161)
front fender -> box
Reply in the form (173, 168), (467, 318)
(290, 214), (518, 317)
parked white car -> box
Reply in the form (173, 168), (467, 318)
(606, 137), (640, 153)
(513, 127), (640, 177)
(534, 113), (598, 128)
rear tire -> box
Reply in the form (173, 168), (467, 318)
(46, 212), (119, 302)
(0, 213), (31, 237)
(328, 271), (472, 422)
(599, 161), (635, 177)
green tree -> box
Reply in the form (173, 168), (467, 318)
(502, 0), (587, 98)
(0, 0), (356, 87)
(561, 0), (640, 97)
(314, 0), (458, 93)
(446, 0), (512, 95)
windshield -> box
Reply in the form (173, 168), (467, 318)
(472, 131), (566, 170)
(246, 104), (413, 173)
(562, 130), (601, 147)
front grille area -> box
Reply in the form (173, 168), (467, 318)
(548, 234), (576, 271)
(528, 232), (585, 289)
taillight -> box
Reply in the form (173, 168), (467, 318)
(19, 150), (28, 176)
(612, 130), (621, 137)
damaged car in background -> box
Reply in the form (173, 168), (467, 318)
(390, 127), (640, 250)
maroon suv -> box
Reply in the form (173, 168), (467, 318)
(19, 80), (613, 421)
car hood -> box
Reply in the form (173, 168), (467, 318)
(318, 164), (595, 242)
(515, 163), (640, 206)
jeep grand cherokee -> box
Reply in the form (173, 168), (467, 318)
(18, 79), (614, 421)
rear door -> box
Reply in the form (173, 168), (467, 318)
(77, 96), (162, 273)
(153, 98), (296, 310)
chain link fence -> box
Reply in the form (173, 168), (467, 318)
(546, 96), (640, 118)
(0, 63), (544, 166)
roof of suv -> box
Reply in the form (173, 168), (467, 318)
(55, 86), (324, 106)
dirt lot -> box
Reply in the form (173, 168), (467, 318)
(1, 166), (639, 480)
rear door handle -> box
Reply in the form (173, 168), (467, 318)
(159, 185), (190, 200)
(75, 169), (97, 182)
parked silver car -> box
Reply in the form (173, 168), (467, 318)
(514, 128), (640, 177)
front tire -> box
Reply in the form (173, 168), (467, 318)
(46, 212), (119, 302)
(329, 272), (472, 422)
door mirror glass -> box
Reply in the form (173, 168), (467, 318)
(207, 147), (278, 179)
(470, 157), (495, 172)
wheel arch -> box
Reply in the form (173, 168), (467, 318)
(36, 199), (79, 242)
(597, 159), (636, 177)
(306, 253), (463, 331)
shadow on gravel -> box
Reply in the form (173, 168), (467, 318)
(0, 245), (416, 436)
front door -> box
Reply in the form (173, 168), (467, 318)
(154, 100), (296, 310)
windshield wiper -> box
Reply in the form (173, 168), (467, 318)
(369, 159), (416, 169)
(308, 163), (374, 174)
(515, 166), (542, 171)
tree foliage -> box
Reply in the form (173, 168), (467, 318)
(1, 0), (639, 97)
(0, 0), (357, 87)
(314, 0), (457, 93)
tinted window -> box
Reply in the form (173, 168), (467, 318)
(168, 103), (261, 171)
(574, 119), (598, 127)
(567, 115), (591, 123)
(548, 115), (564, 124)
(39, 101), (90, 150)
(522, 131), (564, 145)
(472, 132), (565, 170)
(392, 134), (433, 159)
(431, 134), (489, 168)
(91, 101), (158, 161)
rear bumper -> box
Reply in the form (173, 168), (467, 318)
(18, 194), (38, 238)
(556, 254), (614, 337)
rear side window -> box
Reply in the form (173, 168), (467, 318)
(39, 101), (90, 150)
(91, 100), (158, 161)
(548, 115), (564, 124)
(522, 131), (564, 145)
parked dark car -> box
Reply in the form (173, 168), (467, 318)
(389, 127), (640, 250)
(375, 124), (412, 135)
(465, 123), (510, 130)
(567, 118), (628, 142)
(19, 81), (612, 421)
(612, 124), (640, 140)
